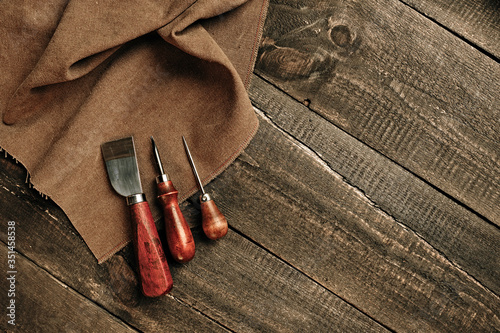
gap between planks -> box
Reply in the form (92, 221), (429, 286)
(166, 288), (235, 333)
(249, 74), (499, 298)
(0, 154), (387, 332)
(256, 0), (499, 226)
(0, 239), (139, 333)
(399, 0), (500, 62)
(397, 1), (499, 62)
(251, 103), (495, 297)
(253, 72), (496, 229)
(229, 218), (396, 333)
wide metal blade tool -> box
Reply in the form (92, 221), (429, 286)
(151, 136), (195, 263)
(101, 136), (173, 297)
(182, 136), (228, 240)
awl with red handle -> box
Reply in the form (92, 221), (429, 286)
(151, 136), (195, 263)
(101, 136), (173, 297)
(182, 136), (228, 240)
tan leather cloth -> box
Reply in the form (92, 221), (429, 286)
(0, 0), (268, 262)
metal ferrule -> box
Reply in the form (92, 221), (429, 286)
(126, 193), (146, 206)
(156, 174), (169, 184)
(201, 193), (212, 202)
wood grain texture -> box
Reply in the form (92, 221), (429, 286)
(255, 0), (500, 225)
(105, 254), (140, 307)
(172, 227), (388, 332)
(1, 1), (498, 331)
(208, 116), (500, 332)
(249, 74), (500, 295)
(0, 242), (138, 333)
(0, 156), (387, 332)
(401, 0), (500, 58)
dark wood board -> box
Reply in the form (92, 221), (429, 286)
(255, 0), (500, 225)
(203, 116), (500, 332)
(249, 74), (500, 295)
(401, 0), (500, 58)
(0, 243), (138, 333)
(0, 155), (387, 332)
(170, 228), (387, 332)
(0, 0), (499, 331)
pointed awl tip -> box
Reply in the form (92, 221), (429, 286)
(182, 136), (206, 195)
(150, 136), (165, 176)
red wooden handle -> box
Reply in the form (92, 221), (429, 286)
(129, 200), (173, 297)
(200, 198), (228, 240)
(157, 181), (195, 263)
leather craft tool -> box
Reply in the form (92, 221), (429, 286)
(182, 136), (228, 240)
(151, 136), (195, 263)
(101, 136), (173, 297)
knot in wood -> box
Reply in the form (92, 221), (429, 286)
(259, 47), (323, 80)
(330, 25), (352, 47)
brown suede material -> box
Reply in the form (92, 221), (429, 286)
(0, 0), (268, 262)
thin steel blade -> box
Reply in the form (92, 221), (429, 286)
(182, 136), (205, 195)
(150, 136), (165, 175)
(101, 137), (143, 197)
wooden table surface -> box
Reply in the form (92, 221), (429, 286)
(1, 0), (499, 332)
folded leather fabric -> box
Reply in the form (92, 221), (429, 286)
(0, 0), (268, 262)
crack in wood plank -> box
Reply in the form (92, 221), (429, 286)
(249, 73), (500, 296)
(254, 103), (494, 294)
(211, 116), (500, 331)
(398, 0), (500, 61)
(0, 155), (389, 332)
(255, 0), (500, 226)
(0, 240), (140, 333)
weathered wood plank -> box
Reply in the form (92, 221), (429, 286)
(401, 0), (500, 58)
(249, 74), (500, 295)
(208, 115), (500, 332)
(0, 156), (388, 332)
(0, 242), (138, 332)
(172, 227), (388, 332)
(255, 0), (500, 225)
